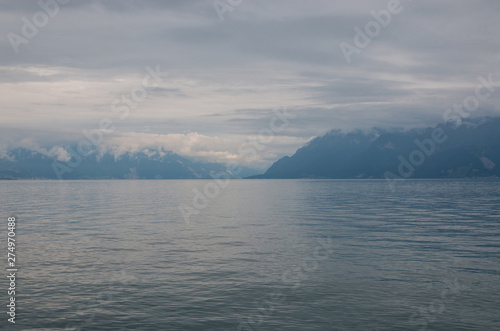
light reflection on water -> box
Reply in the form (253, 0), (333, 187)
(0, 179), (499, 330)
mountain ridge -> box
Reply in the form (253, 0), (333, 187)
(248, 117), (500, 179)
(0, 148), (258, 180)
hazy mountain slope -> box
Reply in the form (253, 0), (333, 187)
(0, 148), (257, 180)
(252, 117), (500, 179)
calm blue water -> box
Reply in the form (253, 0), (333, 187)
(1, 179), (499, 330)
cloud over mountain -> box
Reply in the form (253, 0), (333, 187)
(1, 0), (500, 168)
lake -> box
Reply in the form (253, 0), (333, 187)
(1, 179), (499, 330)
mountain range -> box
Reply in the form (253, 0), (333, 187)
(250, 117), (500, 179)
(2, 117), (499, 180)
(0, 148), (257, 180)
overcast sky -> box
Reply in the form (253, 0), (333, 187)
(1, 0), (499, 168)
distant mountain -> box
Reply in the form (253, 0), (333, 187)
(0, 148), (258, 180)
(250, 117), (500, 179)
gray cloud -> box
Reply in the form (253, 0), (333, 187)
(1, 0), (499, 167)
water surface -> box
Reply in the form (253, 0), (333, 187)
(1, 179), (499, 330)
